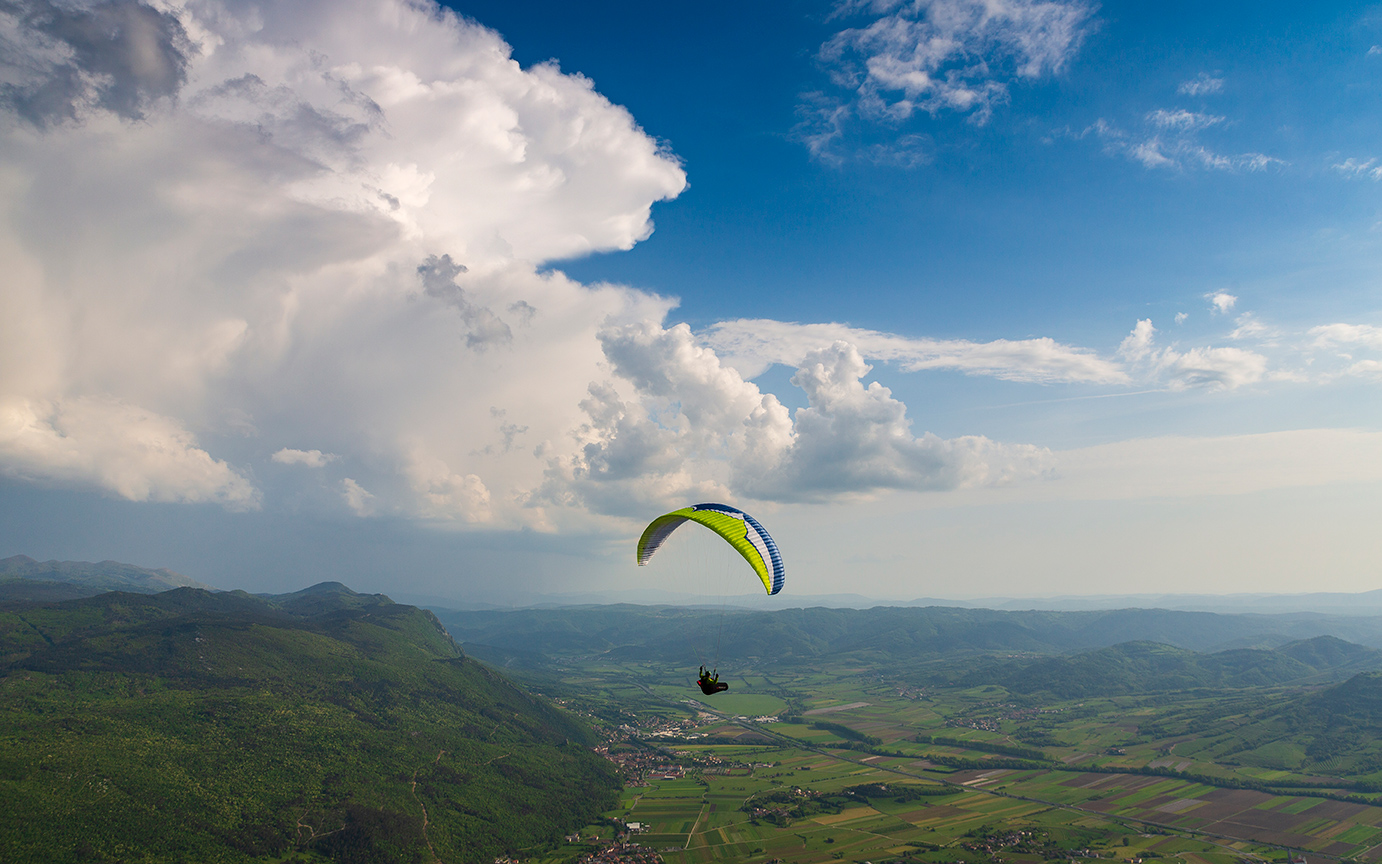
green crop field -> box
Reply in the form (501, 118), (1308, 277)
(699, 692), (788, 716)
(503, 644), (1382, 864)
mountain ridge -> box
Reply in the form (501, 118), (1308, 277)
(0, 554), (216, 598)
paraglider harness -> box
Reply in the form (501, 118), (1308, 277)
(697, 665), (728, 695)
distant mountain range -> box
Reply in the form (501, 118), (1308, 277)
(8, 555), (1382, 617)
(0, 555), (215, 601)
(434, 604), (1382, 670)
(403, 586), (1382, 617)
(937, 590), (1382, 617)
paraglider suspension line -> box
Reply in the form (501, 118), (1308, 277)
(713, 605), (725, 668)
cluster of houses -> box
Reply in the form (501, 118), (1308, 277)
(946, 702), (1064, 732)
(574, 842), (663, 863)
(946, 714), (1004, 733)
(592, 744), (688, 784)
(744, 786), (824, 821)
(526, 839), (664, 864)
(618, 717), (704, 739)
(960, 829), (1036, 854)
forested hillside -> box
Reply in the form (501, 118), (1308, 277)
(0, 584), (618, 864)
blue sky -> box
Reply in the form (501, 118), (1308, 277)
(471, 0), (1382, 444)
(1, 0), (1380, 603)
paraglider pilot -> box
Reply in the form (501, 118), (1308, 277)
(697, 665), (729, 695)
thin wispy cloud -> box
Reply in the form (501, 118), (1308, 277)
(799, 0), (1094, 163)
(1227, 313), (1274, 342)
(1069, 76), (1281, 173)
(1081, 119), (1281, 172)
(1147, 109), (1224, 132)
(1333, 158), (1382, 180)
(703, 319), (1126, 384)
(1177, 72), (1224, 96)
(707, 312), (1382, 394)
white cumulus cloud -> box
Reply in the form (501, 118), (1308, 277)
(1307, 324), (1382, 380)
(0, 396), (258, 507)
(340, 478), (375, 517)
(739, 342), (1053, 500)
(1206, 291), (1237, 314)
(272, 448), (338, 467)
(1118, 319), (1266, 390)
(539, 323), (1051, 512)
(1311, 323), (1382, 349)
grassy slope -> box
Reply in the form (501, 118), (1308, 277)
(0, 587), (619, 864)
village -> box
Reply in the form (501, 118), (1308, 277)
(945, 701), (1064, 731)
(593, 732), (773, 786)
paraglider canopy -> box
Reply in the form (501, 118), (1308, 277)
(636, 503), (784, 595)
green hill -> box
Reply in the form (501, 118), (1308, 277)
(1310, 669), (1382, 721)
(961, 640), (1331, 697)
(1279, 634), (1382, 673)
(0, 585), (618, 863)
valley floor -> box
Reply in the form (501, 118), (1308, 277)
(509, 660), (1382, 864)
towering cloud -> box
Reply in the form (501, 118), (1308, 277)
(0, 0), (686, 524)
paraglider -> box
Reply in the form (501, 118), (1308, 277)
(637, 503), (784, 696)
(697, 666), (728, 695)
(636, 502), (784, 596)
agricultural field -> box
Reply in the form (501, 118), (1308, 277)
(514, 656), (1382, 863)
